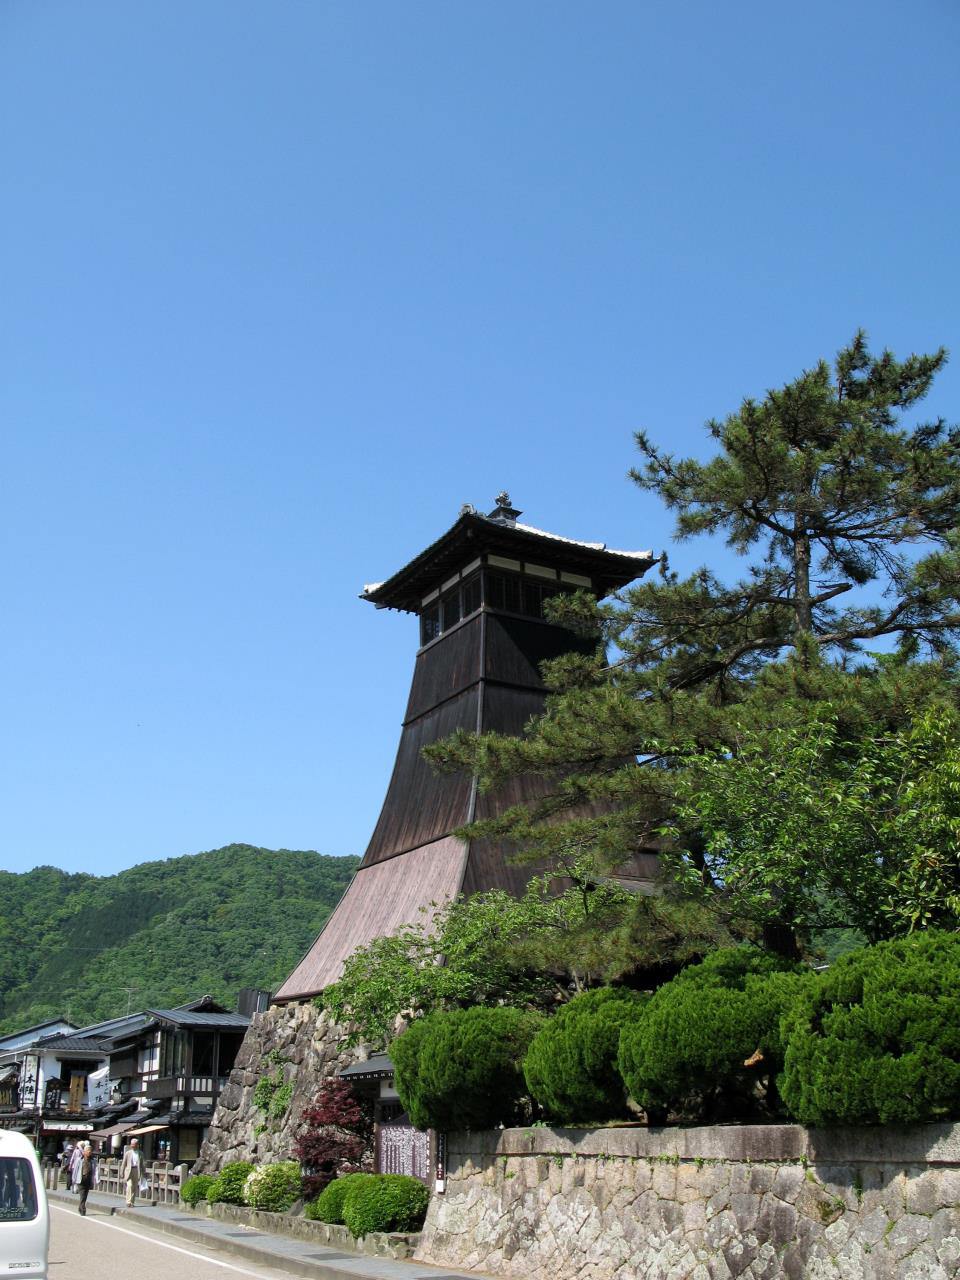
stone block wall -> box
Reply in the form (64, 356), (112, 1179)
(195, 1000), (362, 1172)
(417, 1123), (960, 1279)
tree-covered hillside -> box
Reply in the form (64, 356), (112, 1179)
(0, 844), (358, 1033)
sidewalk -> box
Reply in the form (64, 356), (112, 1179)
(47, 1187), (489, 1280)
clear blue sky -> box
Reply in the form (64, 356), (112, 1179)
(2, 1), (958, 876)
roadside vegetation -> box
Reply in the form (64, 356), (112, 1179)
(328, 333), (960, 1129)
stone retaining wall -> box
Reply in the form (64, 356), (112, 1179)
(195, 1000), (363, 1172)
(417, 1123), (960, 1280)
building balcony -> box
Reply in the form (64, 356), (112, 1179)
(147, 1075), (229, 1099)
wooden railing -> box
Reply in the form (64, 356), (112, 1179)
(44, 1159), (188, 1205)
(147, 1075), (228, 1098)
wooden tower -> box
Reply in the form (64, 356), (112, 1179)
(274, 495), (657, 1003)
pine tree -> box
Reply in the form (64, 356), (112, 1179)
(427, 334), (960, 958)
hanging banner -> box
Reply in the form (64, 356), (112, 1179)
(86, 1065), (111, 1109)
(19, 1055), (38, 1110)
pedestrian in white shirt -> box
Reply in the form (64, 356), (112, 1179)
(119, 1137), (146, 1207)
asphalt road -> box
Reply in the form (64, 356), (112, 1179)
(50, 1201), (291, 1280)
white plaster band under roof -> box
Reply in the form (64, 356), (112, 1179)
(525, 562), (557, 579)
(561, 571), (592, 587)
(487, 554), (521, 571)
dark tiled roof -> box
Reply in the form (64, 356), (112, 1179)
(147, 1009), (250, 1030)
(339, 1053), (394, 1079)
(32, 1035), (111, 1055)
(362, 508), (656, 613)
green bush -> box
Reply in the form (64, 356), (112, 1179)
(617, 946), (810, 1122)
(392, 1006), (544, 1131)
(305, 1172), (376, 1223)
(180, 1174), (215, 1206)
(524, 987), (648, 1124)
(207, 1160), (254, 1205)
(341, 1174), (430, 1239)
(242, 1160), (303, 1212)
(781, 931), (960, 1125)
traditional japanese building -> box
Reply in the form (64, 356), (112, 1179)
(274, 495), (657, 1004)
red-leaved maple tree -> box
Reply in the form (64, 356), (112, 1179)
(293, 1079), (373, 1196)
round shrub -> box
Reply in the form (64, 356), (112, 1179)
(341, 1174), (429, 1239)
(524, 987), (648, 1124)
(392, 1006), (544, 1131)
(180, 1174), (215, 1206)
(617, 946), (810, 1122)
(242, 1160), (303, 1212)
(207, 1160), (254, 1205)
(305, 1172), (376, 1223)
(781, 931), (960, 1126)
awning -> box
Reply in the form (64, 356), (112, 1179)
(126, 1122), (168, 1135)
(88, 1120), (139, 1139)
(338, 1052), (394, 1080)
(41, 1121), (93, 1133)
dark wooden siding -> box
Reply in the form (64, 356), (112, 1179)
(361, 687), (479, 865)
(484, 613), (596, 690)
(460, 837), (544, 898)
(405, 614), (483, 722)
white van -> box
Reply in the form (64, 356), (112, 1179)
(0, 1131), (48, 1279)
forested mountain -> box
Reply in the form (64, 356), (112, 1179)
(0, 844), (358, 1033)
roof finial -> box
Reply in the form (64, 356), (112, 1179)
(487, 492), (522, 523)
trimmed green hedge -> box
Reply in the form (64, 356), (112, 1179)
(617, 946), (810, 1121)
(524, 987), (648, 1124)
(305, 1172), (376, 1223)
(207, 1161), (254, 1205)
(781, 930), (960, 1125)
(392, 1006), (543, 1131)
(180, 1174), (215, 1206)
(242, 1160), (302, 1212)
(342, 1174), (429, 1239)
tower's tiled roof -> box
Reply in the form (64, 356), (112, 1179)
(361, 499), (656, 613)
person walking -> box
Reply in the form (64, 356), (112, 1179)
(76, 1142), (96, 1215)
(67, 1141), (84, 1193)
(119, 1137), (146, 1207)
(59, 1140), (74, 1188)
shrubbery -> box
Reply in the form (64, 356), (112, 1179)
(242, 1160), (303, 1212)
(392, 1006), (543, 1131)
(524, 987), (648, 1124)
(207, 1161), (254, 1205)
(341, 1174), (429, 1239)
(781, 930), (960, 1125)
(617, 947), (811, 1122)
(180, 1174), (215, 1206)
(305, 1171), (376, 1223)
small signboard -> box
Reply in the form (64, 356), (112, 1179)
(376, 1122), (431, 1184)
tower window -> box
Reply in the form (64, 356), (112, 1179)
(420, 604), (441, 646)
(419, 567), (577, 646)
(442, 587), (462, 629)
